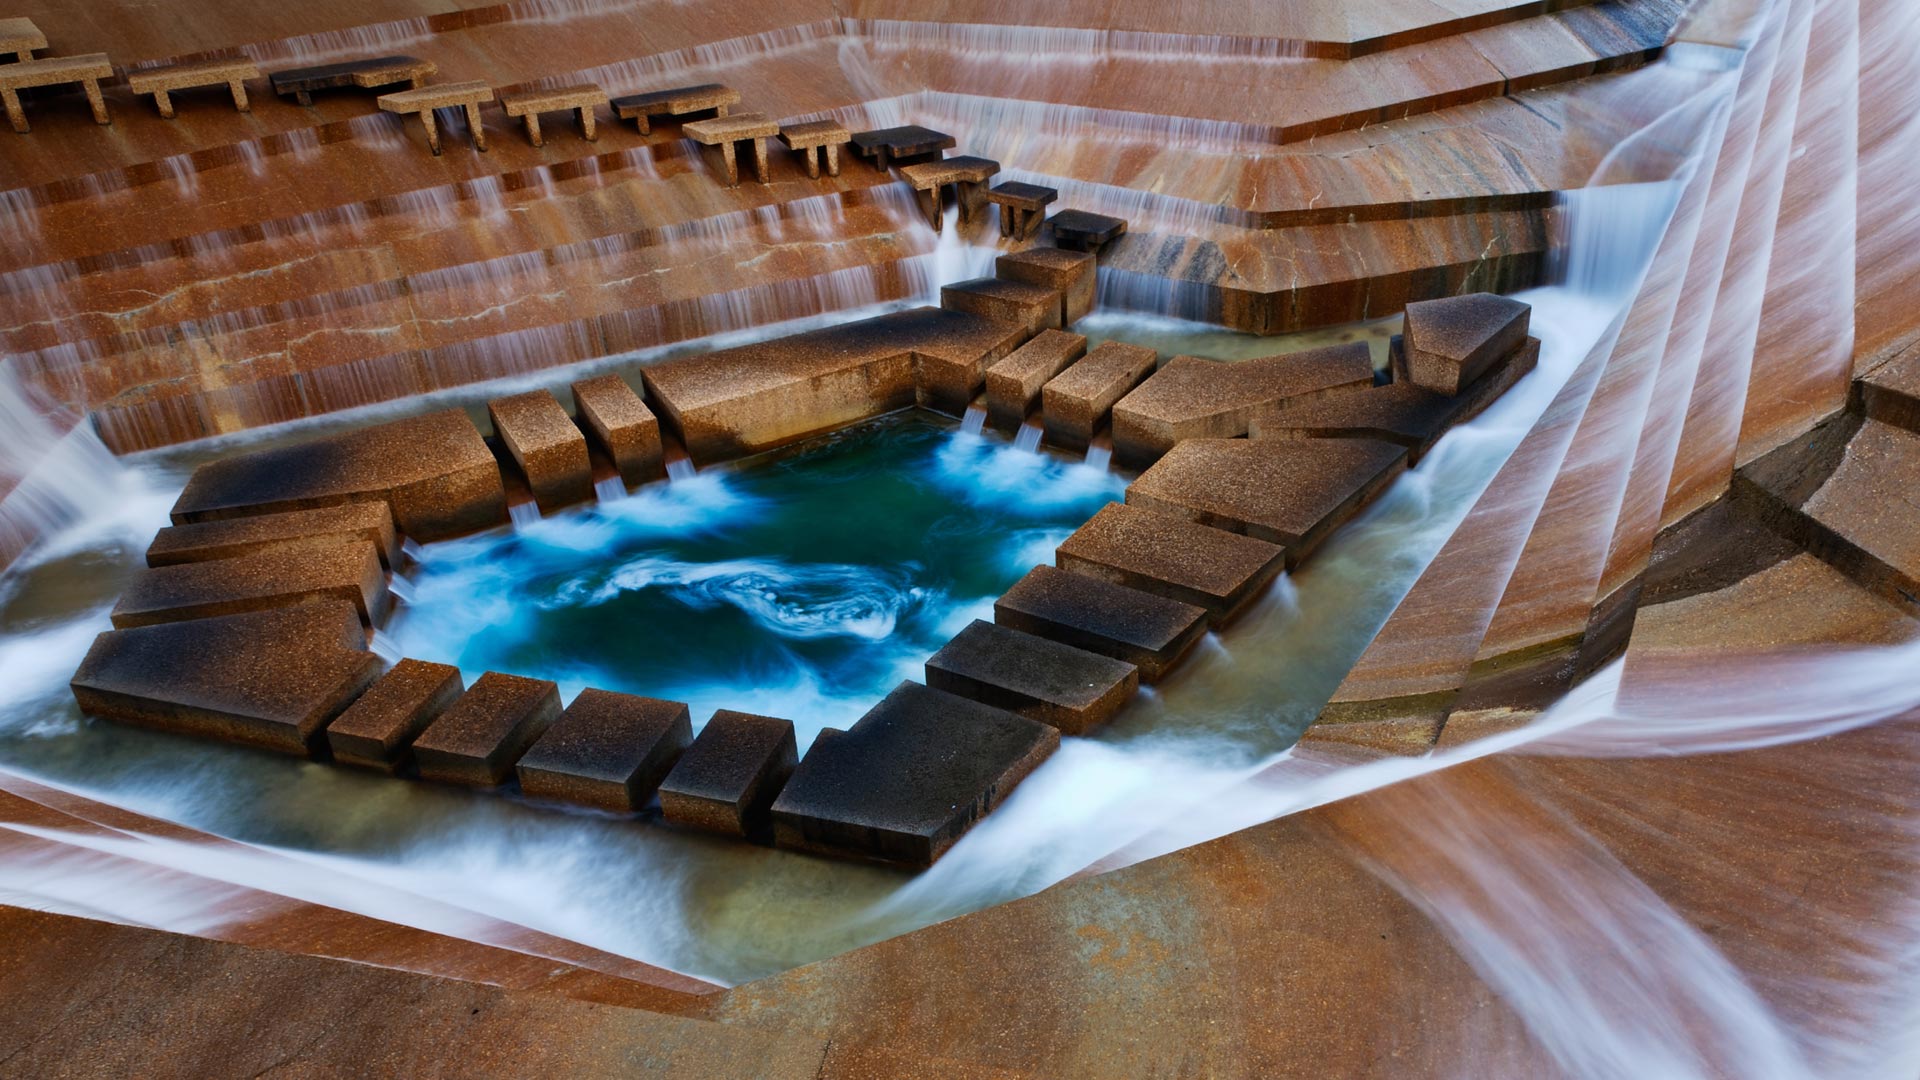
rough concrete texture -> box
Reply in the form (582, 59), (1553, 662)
(770, 681), (1059, 868)
(1110, 344), (1376, 466)
(994, 565), (1210, 683)
(1126, 438), (1409, 563)
(517, 689), (693, 813)
(489, 389), (594, 514)
(996, 247), (1099, 325)
(110, 536), (390, 629)
(326, 658), (463, 773)
(658, 710), (797, 841)
(412, 672), (561, 787)
(925, 619), (1140, 735)
(1858, 344), (1920, 435)
(70, 601), (378, 757)
(985, 329), (1088, 430)
(1047, 209), (1128, 252)
(169, 409), (507, 541)
(145, 501), (399, 568)
(1042, 341), (1158, 450)
(571, 373), (663, 487)
(1056, 502), (1287, 624)
(1401, 292), (1532, 395)
(1251, 337), (1541, 463)
(940, 277), (1064, 337)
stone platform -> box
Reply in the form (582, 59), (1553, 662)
(1111, 344), (1377, 467)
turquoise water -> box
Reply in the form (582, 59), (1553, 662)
(389, 412), (1127, 744)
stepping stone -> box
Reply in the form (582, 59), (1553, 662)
(111, 538), (389, 630)
(0, 54), (114, 132)
(326, 659), (463, 773)
(658, 710), (797, 841)
(940, 277), (1061, 337)
(70, 602), (379, 758)
(1041, 341), (1157, 451)
(994, 565), (1209, 683)
(610, 83), (738, 135)
(170, 409), (507, 542)
(682, 111), (781, 186)
(127, 57), (259, 118)
(1110, 343), (1375, 467)
(986, 182), (1057, 240)
(570, 374), (663, 487)
(1401, 293), (1532, 395)
(1048, 209), (1127, 254)
(270, 55), (435, 107)
(499, 83), (606, 147)
(1858, 344), (1920, 435)
(0, 16), (46, 63)
(516, 689), (692, 813)
(849, 124), (955, 171)
(1127, 439), (1408, 564)
(985, 330), (1087, 430)
(769, 682), (1059, 868)
(488, 390), (592, 513)
(896, 156), (1000, 231)
(995, 247), (1098, 328)
(378, 81), (495, 155)
(412, 672), (561, 787)
(777, 119), (850, 178)
(1056, 502), (1286, 624)
(925, 620), (1139, 735)
(146, 502), (399, 569)
(1249, 337), (1540, 463)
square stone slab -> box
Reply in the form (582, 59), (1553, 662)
(516, 689), (692, 813)
(488, 390), (592, 514)
(70, 601), (379, 758)
(1042, 341), (1157, 451)
(994, 565), (1209, 683)
(658, 710), (797, 841)
(326, 658), (463, 772)
(413, 672), (561, 787)
(1127, 438), (1408, 563)
(940, 277), (1062, 337)
(769, 681), (1059, 868)
(995, 247), (1096, 325)
(1110, 343), (1375, 466)
(925, 619), (1139, 735)
(111, 538), (389, 630)
(1048, 209), (1128, 252)
(1055, 502), (1286, 624)
(1402, 292), (1531, 395)
(985, 330), (1087, 430)
(146, 502), (399, 569)
(571, 374), (663, 488)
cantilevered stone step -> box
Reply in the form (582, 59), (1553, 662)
(1110, 344), (1375, 467)
(1127, 439), (1408, 564)
(940, 276), (1064, 336)
(1041, 341), (1157, 451)
(985, 329), (1087, 430)
(1056, 502), (1287, 624)
(145, 502), (399, 568)
(516, 689), (692, 813)
(110, 537), (389, 629)
(412, 672), (561, 787)
(325, 658), (463, 773)
(570, 373), (663, 487)
(994, 565), (1209, 683)
(658, 710), (797, 841)
(1049, 209), (1128, 254)
(169, 409), (506, 541)
(925, 619), (1140, 735)
(488, 390), (592, 514)
(70, 601), (379, 757)
(996, 247), (1097, 325)
(1250, 337), (1540, 463)
(1858, 344), (1920, 435)
(769, 681), (1058, 868)
(1400, 292), (1532, 395)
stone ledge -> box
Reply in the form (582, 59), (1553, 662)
(111, 537), (390, 629)
(1110, 343), (1375, 467)
(1056, 502), (1287, 625)
(925, 619), (1140, 735)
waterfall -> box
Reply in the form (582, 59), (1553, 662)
(666, 458), (697, 482)
(960, 403), (988, 434)
(508, 501), (542, 530)
(1012, 420), (1044, 453)
(387, 574), (418, 606)
(369, 631), (404, 665)
(0, 362), (126, 571)
(593, 476), (628, 503)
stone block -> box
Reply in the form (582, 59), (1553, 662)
(412, 672), (561, 787)
(1055, 502), (1286, 624)
(1047, 209), (1128, 253)
(0, 54), (114, 131)
(170, 409), (507, 542)
(993, 565), (1209, 683)
(269, 55), (435, 106)
(127, 57), (258, 118)
(610, 83), (738, 135)
(325, 659), (463, 772)
(849, 125), (955, 170)
(1110, 344), (1374, 467)
(1126, 439), (1408, 564)
(1401, 292), (1532, 395)
(570, 374), (664, 487)
(488, 390), (592, 513)
(111, 538), (389, 630)
(70, 602), (378, 757)
(769, 682), (1058, 868)
(925, 620), (1139, 735)
(940, 277), (1062, 337)
(657, 710), (797, 841)
(146, 503), (399, 569)
(984, 330), (1087, 430)
(1041, 341), (1157, 451)
(377, 81), (495, 155)
(995, 248), (1097, 326)
(1249, 337), (1540, 463)
(516, 689), (692, 813)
